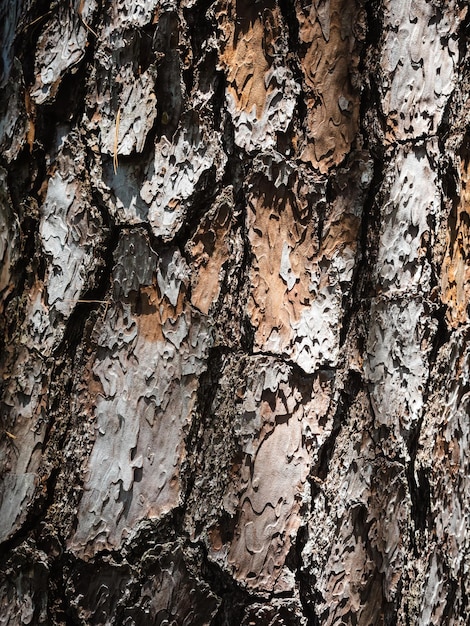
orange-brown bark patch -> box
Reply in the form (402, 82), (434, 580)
(296, 0), (362, 172)
(218, 1), (280, 119)
(247, 183), (318, 347)
(188, 202), (232, 315)
(441, 155), (470, 327)
(247, 176), (361, 356)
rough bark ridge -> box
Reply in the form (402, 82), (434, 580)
(0, 0), (469, 624)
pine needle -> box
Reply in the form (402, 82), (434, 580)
(19, 10), (53, 33)
(80, 16), (98, 39)
(78, 0), (98, 38)
(113, 107), (121, 175)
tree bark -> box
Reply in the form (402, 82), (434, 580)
(0, 0), (469, 624)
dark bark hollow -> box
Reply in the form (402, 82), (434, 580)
(0, 1), (469, 624)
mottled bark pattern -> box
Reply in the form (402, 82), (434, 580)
(1, 0), (469, 624)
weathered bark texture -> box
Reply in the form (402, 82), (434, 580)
(1, 0), (469, 624)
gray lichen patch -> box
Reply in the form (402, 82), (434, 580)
(380, 0), (462, 141)
(141, 112), (226, 241)
(31, 0), (97, 105)
(0, 134), (105, 545)
(69, 231), (213, 558)
(186, 354), (334, 594)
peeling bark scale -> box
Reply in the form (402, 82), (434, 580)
(0, 1), (469, 624)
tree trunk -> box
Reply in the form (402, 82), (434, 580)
(1, 0), (469, 624)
